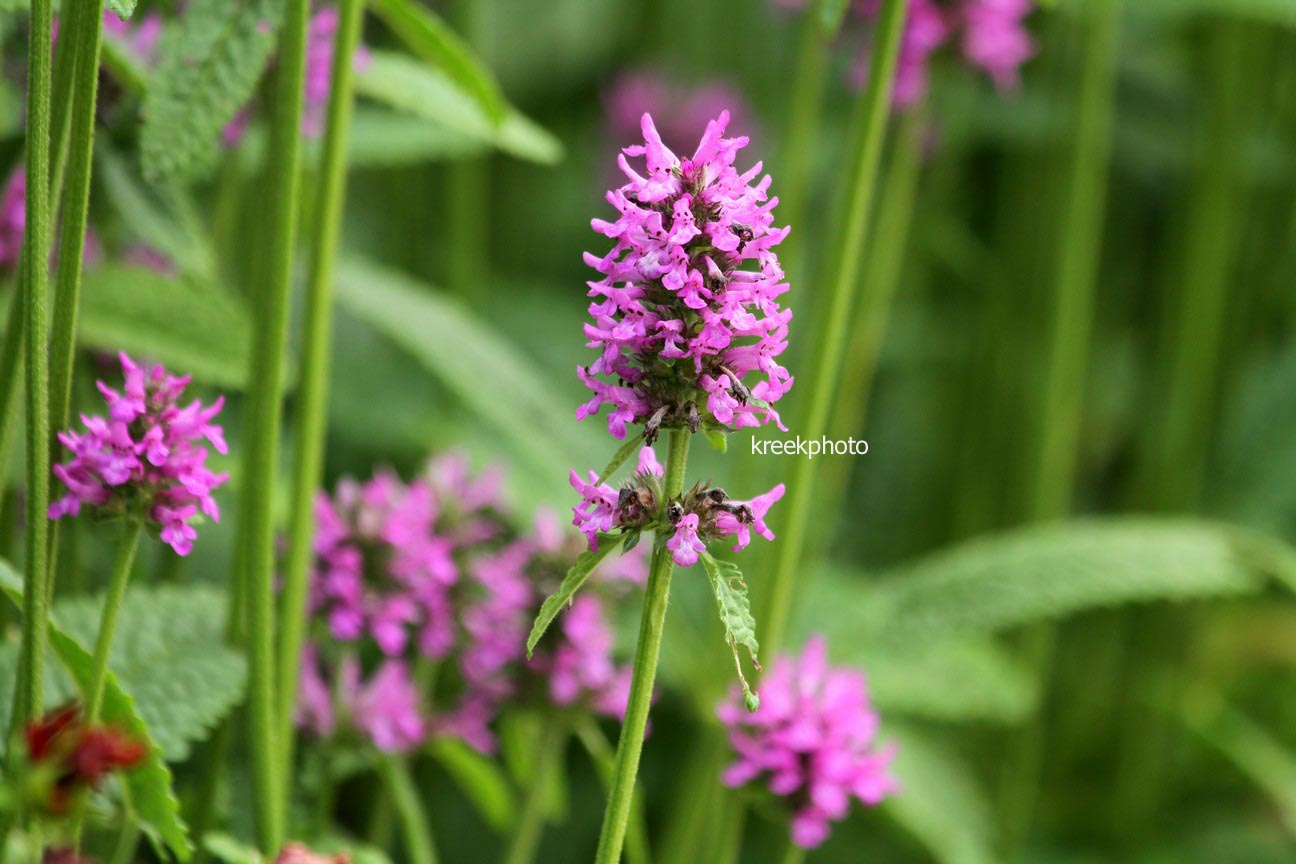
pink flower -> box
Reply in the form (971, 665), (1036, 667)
(48, 353), (228, 556)
(714, 483), (785, 551)
(569, 469), (619, 549)
(346, 659), (425, 753)
(604, 70), (757, 156)
(960, 0), (1035, 90)
(718, 637), (899, 848)
(0, 169), (25, 271)
(666, 513), (705, 568)
(581, 111), (793, 439)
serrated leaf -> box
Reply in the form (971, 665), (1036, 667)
(428, 738), (515, 832)
(333, 257), (600, 489)
(107, 0), (137, 18)
(367, 0), (506, 123)
(0, 565), (192, 861)
(141, 0), (285, 182)
(884, 725), (995, 864)
(699, 552), (760, 711)
(53, 584), (247, 762)
(526, 533), (619, 657)
(354, 52), (562, 165)
(873, 519), (1293, 644)
(78, 264), (254, 389)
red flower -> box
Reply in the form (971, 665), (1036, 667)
(23, 704), (146, 814)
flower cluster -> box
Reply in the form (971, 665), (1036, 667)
(779, 0), (1035, 109)
(571, 445), (784, 568)
(22, 704), (146, 815)
(48, 353), (228, 555)
(297, 456), (644, 754)
(0, 166), (104, 273)
(580, 110), (793, 440)
(717, 637), (898, 848)
(223, 5), (370, 146)
(604, 70), (755, 157)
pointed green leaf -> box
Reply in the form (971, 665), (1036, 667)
(527, 533), (619, 657)
(367, 0), (507, 124)
(0, 565), (192, 861)
(703, 429), (727, 453)
(428, 738), (515, 832)
(141, 0), (285, 182)
(107, 0), (137, 19)
(699, 551), (761, 711)
(354, 52), (562, 165)
(597, 435), (644, 485)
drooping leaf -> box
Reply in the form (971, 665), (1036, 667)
(333, 257), (599, 489)
(141, 0), (285, 182)
(872, 519), (1296, 644)
(367, 0), (507, 123)
(347, 109), (488, 167)
(53, 584), (247, 762)
(699, 552), (761, 711)
(526, 533), (620, 657)
(0, 565), (192, 861)
(884, 725), (996, 864)
(428, 738), (515, 832)
(354, 52), (562, 165)
(78, 264), (253, 389)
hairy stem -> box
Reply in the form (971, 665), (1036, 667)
(84, 522), (143, 721)
(276, 0), (364, 775)
(758, 0), (910, 658)
(17, 0), (55, 731)
(593, 428), (691, 864)
(237, 0), (311, 851)
(377, 755), (439, 864)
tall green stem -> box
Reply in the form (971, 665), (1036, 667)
(48, 0), (106, 477)
(501, 720), (566, 864)
(376, 755), (438, 864)
(593, 428), (691, 864)
(777, 2), (832, 283)
(757, 0), (909, 658)
(276, 0), (364, 776)
(17, 0), (55, 730)
(84, 522), (142, 721)
(777, 842), (807, 864)
(238, 0), (310, 851)
(1000, 1), (1120, 855)
(445, 0), (488, 304)
(820, 107), (925, 514)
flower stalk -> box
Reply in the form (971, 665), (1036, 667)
(237, 0), (311, 851)
(84, 522), (143, 722)
(277, 0), (365, 774)
(17, 0), (56, 731)
(376, 755), (438, 864)
(758, 0), (910, 658)
(593, 428), (690, 864)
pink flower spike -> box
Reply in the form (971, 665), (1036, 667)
(666, 513), (705, 568)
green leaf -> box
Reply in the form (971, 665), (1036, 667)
(141, 0), (285, 182)
(78, 264), (254, 389)
(107, 0), (137, 19)
(347, 109), (489, 167)
(873, 519), (1295, 644)
(703, 429), (727, 453)
(333, 257), (598, 488)
(52, 584), (247, 762)
(597, 435), (644, 485)
(367, 0), (507, 124)
(428, 738), (515, 832)
(526, 533), (619, 657)
(354, 52), (563, 165)
(884, 725), (996, 864)
(0, 565), (192, 861)
(699, 552), (761, 712)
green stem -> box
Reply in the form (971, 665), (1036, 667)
(820, 107), (925, 514)
(48, 0), (106, 476)
(758, 0), (909, 658)
(1000, 2), (1120, 856)
(17, 0), (55, 731)
(500, 720), (566, 864)
(107, 820), (141, 864)
(237, 0), (311, 851)
(574, 717), (651, 864)
(775, 2), (831, 284)
(777, 841), (807, 864)
(445, 0), (488, 303)
(593, 428), (691, 864)
(84, 522), (142, 721)
(276, 0), (364, 776)
(376, 755), (439, 864)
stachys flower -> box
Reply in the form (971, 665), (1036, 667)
(580, 111), (792, 441)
